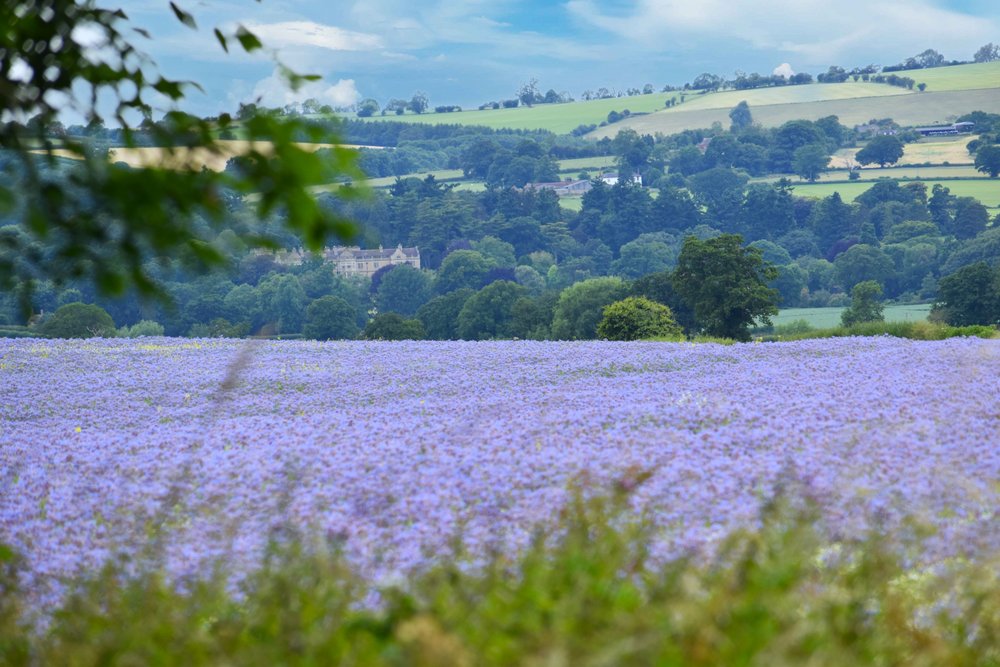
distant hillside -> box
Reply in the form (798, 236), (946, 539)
(358, 91), (681, 134)
(352, 61), (1000, 137)
(589, 88), (1000, 139)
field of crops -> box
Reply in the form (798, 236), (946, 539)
(3, 337), (999, 613)
(356, 92), (680, 134)
(831, 135), (976, 169)
(892, 60), (1000, 92)
(654, 82), (911, 113)
(591, 88), (1000, 139)
(790, 178), (1000, 208)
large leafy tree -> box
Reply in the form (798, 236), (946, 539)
(671, 234), (779, 341)
(456, 280), (526, 340)
(303, 296), (358, 340)
(833, 244), (896, 292)
(1, 0), (362, 312)
(932, 262), (1000, 326)
(974, 145), (1000, 178)
(792, 143), (831, 182)
(375, 265), (434, 316)
(550, 276), (627, 340)
(37, 301), (116, 338)
(855, 135), (905, 168)
(840, 280), (885, 327)
(415, 288), (474, 339)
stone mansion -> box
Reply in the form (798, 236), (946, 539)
(267, 244), (421, 277)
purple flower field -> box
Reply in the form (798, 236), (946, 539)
(2, 337), (999, 604)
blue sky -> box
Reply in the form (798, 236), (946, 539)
(121, 0), (1000, 117)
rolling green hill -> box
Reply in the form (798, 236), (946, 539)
(349, 61), (999, 137)
(357, 92), (681, 134)
(888, 60), (1000, 92)
(788, 178), (1000, 209)
(590, 88), (1000, 139)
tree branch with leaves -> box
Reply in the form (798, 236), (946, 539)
(0, 0), (363, 314)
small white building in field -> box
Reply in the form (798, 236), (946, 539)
(600, 172), (643, 186)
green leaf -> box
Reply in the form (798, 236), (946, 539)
(214, 28), (228, 53)
(235, 26), (262, 52)
(169, 2), (197, 29)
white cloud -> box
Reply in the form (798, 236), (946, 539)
(251, 69), (361, 108)
(245, 21), (383, 52)
(773, 63), (795, 77)
(566, 0), (999, 66)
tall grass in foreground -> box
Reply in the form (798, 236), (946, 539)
(2, 490), (999, 666)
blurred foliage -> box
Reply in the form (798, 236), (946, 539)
(0, 0), (363, 313)
(2, 484), (1000, 665)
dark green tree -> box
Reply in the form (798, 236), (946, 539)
(356, 98), (380, 117)
(38, 302), (116, 338)
(974, 43), (1000, 63)
(953, 198), (990, 240)
(375, 265), (434, 316)
(809, 192), (857, 253)
(509, 292), (558, 339)
(612, 129), (654, 177)
(611, 234), (677, 279)
(415, 288), (474, 340)
(303, 296), (358, 340)
(257, 273), (307, 334)
(974, 145), (1000, 177)
(855, 135), (905, 168)
(630, 270), (697, 333)
(408, 91), (429, 114)
(792, 143), (831, 182)
(833, 244), (896, 292)
(550, 277), (628, 340)
(741, 183), (796, 239)
(362, 313), (426, 340)
(932, 263), (1000, 326)
(456, 281), (527, 340)
(671, 234), (779, 340)
(435, 250), (492, 294)
(597, 297), (682, 341)
(728, 101), (753, 132)
(840, 280), (885, 326)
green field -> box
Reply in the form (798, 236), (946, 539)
(336, 62), (999, 137)
(831, 135), (976, 169)
(356, 92), (681, 134)
(789, 178), (1000, 208)
(759, 165), (984, 185)
(657, 82), (910, 113)
(770, 304), (932, 329)
(592, 88), (1000, 139)
(890, 60), (1000, 92)
(556, 155), (618, 173)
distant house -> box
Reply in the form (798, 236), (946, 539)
(329, 244), (421, 277)
(914, 122), (975, 137)
(600, 172), (643, 186)
(266, 244), (421, 277)
(853, 123), (898, 137)
(524, 179), (593, 196)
